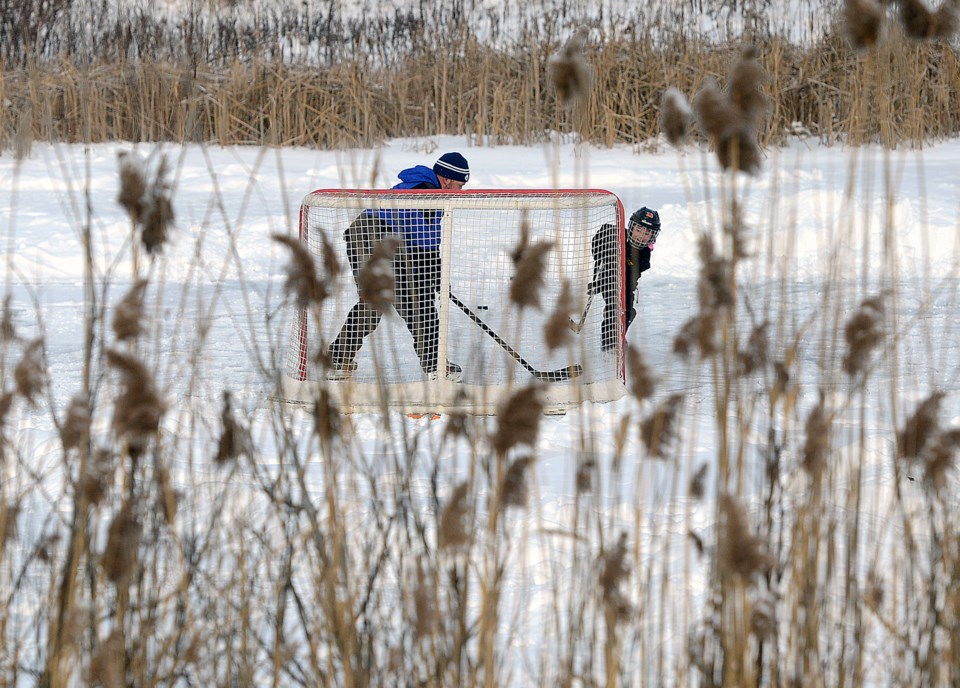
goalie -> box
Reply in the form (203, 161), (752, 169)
(587, 207), (661, 351)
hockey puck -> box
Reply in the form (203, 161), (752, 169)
(477, 305), (489, 310)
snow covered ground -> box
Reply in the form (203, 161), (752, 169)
(3, 133), (960, 683)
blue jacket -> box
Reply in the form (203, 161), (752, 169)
(377, 165), (444, 250)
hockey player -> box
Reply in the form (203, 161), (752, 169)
(328, 152), (470, 380)
(588, 206), (661, 352)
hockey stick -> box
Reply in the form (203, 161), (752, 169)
(448, 291), (582, 382)
(569, 292), (594, 333)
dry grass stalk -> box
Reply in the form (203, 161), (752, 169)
(639, 393), (684, 458)
(626, 345), (656, 401)
(544, 280), (574, 350)
(500, 455), (532, 509)
(843, 294), (886, 377)
(155, 461), (178, 525)
(358, 237), (401, 312)
(843, 0), (885, 49)
(112, 279), (149, 341)
(0, 390), (12, 427)
(14, 338), (45, 407)
(438, 481), (471, 550)
(896, 391), (945, 461)
(272, 233), (329, 308)
(413, 561), (438, 639)
(101, 504), (141, 585)
(548, 26), (593, 109)
(1, 500), (20, 550)
(717, 494), (771, 580)
(60, 394), (90, 451)
(106, 348), (165, 455)
(898, 0), (960, 40)
(659, 87), (693, 147)
(491, 385), (543, 456)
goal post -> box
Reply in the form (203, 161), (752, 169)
(281, 189), (628, 414)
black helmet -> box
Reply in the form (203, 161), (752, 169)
(627, 207), (660, 248)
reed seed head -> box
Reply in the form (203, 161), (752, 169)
(102, 504), (141, 585)
(215, 390), (250, 465)
(626, 344), (656, 401)
(922, 428), (960, 492)
(117, 151), (147, 222)
(60, 394), (91, 451)
(548, 26), (594, 109)
(843, 0), (885, 49)
(438, 481), (471, 550)
(728, 46), (770, 127)
(544, 280), (574, 350)
(689, 463), (709, 500)
(897, 391), (945, 460)
(842, 294), (885, 377)
(510, 240), (554, 311)
(693, 77), (743, 140)
(2, 294), (16, 342)
(112, 278), (149, 341)
(639, 393), (684, 458)
(272, 233), (328, 308)
(717, 494), (771, 580)
(106, 348), (165, 456)
(802, 392), (830, 475)
(899, 0), (959, 39)
(659, 88), (693, 147)
(492, 385), (543, 456)
(501, 455), (532, 509)
(14, 338), (45, 407)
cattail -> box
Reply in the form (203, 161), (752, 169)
(843, 0), (884, 49)
(897, 391), (945, 460)
(2, 294), (16, 342)
(599, 532), (632, 619)
(626, 344), (656, 401)
(639, 393), (684, 458)
(510, 227), (554, 311)
(737, 321), (769, 376)
(715, 131), (763, 175)
(112, 278), (149, 341)
(272, 233), (328, 308)
(923, 428), (960, 491)
(117, 151), (147, 222)
(155, 461), (178, 525)
(1, 500), (20, 550)
(438, 481), (471, 550)
(693, 77), (743, 141)
(717, 494), (771, 580)
(81, 449), (116, 506)
(491, 385), (543, 456)
(802, 392), (830, 475)
(14, 338), (45, 407)
(501, 455), (532, 508)
(215, 390), (250, 465)
(358, 236), (401, 311)
(727, 46), (770, 128)
(899, 0), (959, 39)
(140, 155), (175, 255)
(689, 463), (709, 500)
(842, 294), (885, 377)
(576, 454), (596, 493)
(60, 394), (91, 451)
(89, 627), (124, 688)
(548, 26), (593, 109)
(106, 349), (165, 456)
(102, 504), (141, 585)
(312, 386), (340, 446)
(413, 561), (438, 638)
(544, 280), (574, 350)
(659, 88), (693, 147)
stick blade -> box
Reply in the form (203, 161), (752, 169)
(534, 364), (583, 382)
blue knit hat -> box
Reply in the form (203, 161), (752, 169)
(434, 152), (470, 183)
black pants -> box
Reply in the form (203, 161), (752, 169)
(329, 214), (442, 372)
(600, 268), (640, 352)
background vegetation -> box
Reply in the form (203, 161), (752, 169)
(1, 0), (959, 151)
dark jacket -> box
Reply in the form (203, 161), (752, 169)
(378, 165), (444, 250)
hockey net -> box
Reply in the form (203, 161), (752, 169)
(281, 189), (627, 414)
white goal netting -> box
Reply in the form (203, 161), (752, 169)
(281, 189), (627, 414)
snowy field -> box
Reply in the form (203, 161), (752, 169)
(3, 134), (960, 684)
